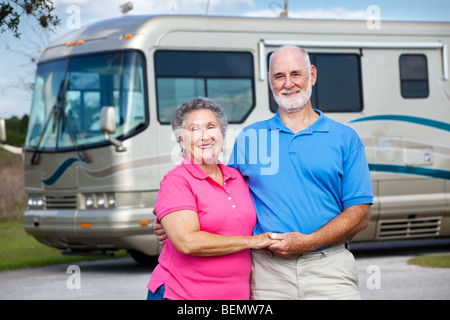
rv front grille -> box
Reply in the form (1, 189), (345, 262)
(377, 216), (441, 240)
(45, 194), (77, 209)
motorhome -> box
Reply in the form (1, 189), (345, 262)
(3, 15), (448, 263)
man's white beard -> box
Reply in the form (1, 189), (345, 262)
(274, 78), (312, 112)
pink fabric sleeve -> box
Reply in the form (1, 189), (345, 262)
(154, 174), (198, 221)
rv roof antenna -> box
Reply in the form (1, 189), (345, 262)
(269, 0), (288, 18)
(120, 2), (133, 15)
(279, 0), (288, 18)
(205, 0), (211, 16)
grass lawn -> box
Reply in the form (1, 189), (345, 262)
(407, 253), (450, 268)
(0, 221), (128, 271)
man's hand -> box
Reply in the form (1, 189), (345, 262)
(268, 204), (371, 258)
(152, 208), (167, 246)
(153, 219), (167, 246)
(268, 232), (313, 258)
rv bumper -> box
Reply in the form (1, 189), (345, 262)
(23, 207), (161, 256)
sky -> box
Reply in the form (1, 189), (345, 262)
(0, 0), (449, 119)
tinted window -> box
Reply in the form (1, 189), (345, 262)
(269, 53), (363, 113)
(155, 50), (254, 123)
(399, 54), (429, 98)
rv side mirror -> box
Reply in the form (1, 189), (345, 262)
(100, 106), (126, 152)
(0, 119), (6, 143)
(100, 106), (116, 134)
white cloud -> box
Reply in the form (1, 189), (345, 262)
(53, 0), (255, 28)
(207, 0), (254, 13)
(0, 93), (30, 118)
(52, 2), (364, 35)
(244, 7), (367, 20)
(0, 78), (10, 86)
(293, 7), (367, 20)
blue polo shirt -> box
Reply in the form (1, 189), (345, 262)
(228, 110), (373, 235)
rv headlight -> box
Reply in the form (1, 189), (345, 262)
(97, 194), (105, 207)
(85, 195), (94, 208)
(83, 193), (116, 209)
(108, 194), (116, 207)
(28, 194), (44, 209)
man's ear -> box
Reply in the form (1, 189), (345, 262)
(268, 71), (274, 91)
(310, 65), (317, 86)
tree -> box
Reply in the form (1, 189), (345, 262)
(4, 114), (29, 147)
(0, 0), (60, 38)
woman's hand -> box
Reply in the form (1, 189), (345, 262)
(250, 232), (281, 250)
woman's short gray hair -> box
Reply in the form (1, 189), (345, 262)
(171, 97), (228, 153)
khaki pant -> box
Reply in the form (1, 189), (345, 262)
(250, 244), (360, 300)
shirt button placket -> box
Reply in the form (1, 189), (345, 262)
(229, 196), (236, 209)
(223, 181), (236, 209)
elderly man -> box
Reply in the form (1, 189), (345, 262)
(228, 45), (373, 300)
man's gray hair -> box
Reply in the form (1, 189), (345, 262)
(268, 45), (312, 76)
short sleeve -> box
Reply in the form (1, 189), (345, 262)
(154, 173), (198, 221)
(341, 145), (373, 208)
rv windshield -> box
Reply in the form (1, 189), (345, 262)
(25, 51), (147, 151)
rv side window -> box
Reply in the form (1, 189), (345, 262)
(269, 53), (363, 113)
(155, 50), (255, 123)
(399, 54), (429, 98)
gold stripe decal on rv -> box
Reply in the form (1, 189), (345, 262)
(79, 155), (175, 178)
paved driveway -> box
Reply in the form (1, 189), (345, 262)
(1, 239), (449, 300)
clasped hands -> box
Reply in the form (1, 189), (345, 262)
(153, 219), (312, 258)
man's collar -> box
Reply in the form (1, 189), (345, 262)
(268, 109), (329, 133)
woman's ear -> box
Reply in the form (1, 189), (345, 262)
(179, 136), (185, 152)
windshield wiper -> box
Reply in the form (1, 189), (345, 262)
(30, 80), (89, 164)
(61, 108), (90, 163)
(30, 80), (65, 165)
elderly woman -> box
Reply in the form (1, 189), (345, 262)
(147, 97), (277, 300)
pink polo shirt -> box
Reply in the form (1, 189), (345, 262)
(147, 156), (257, 300)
